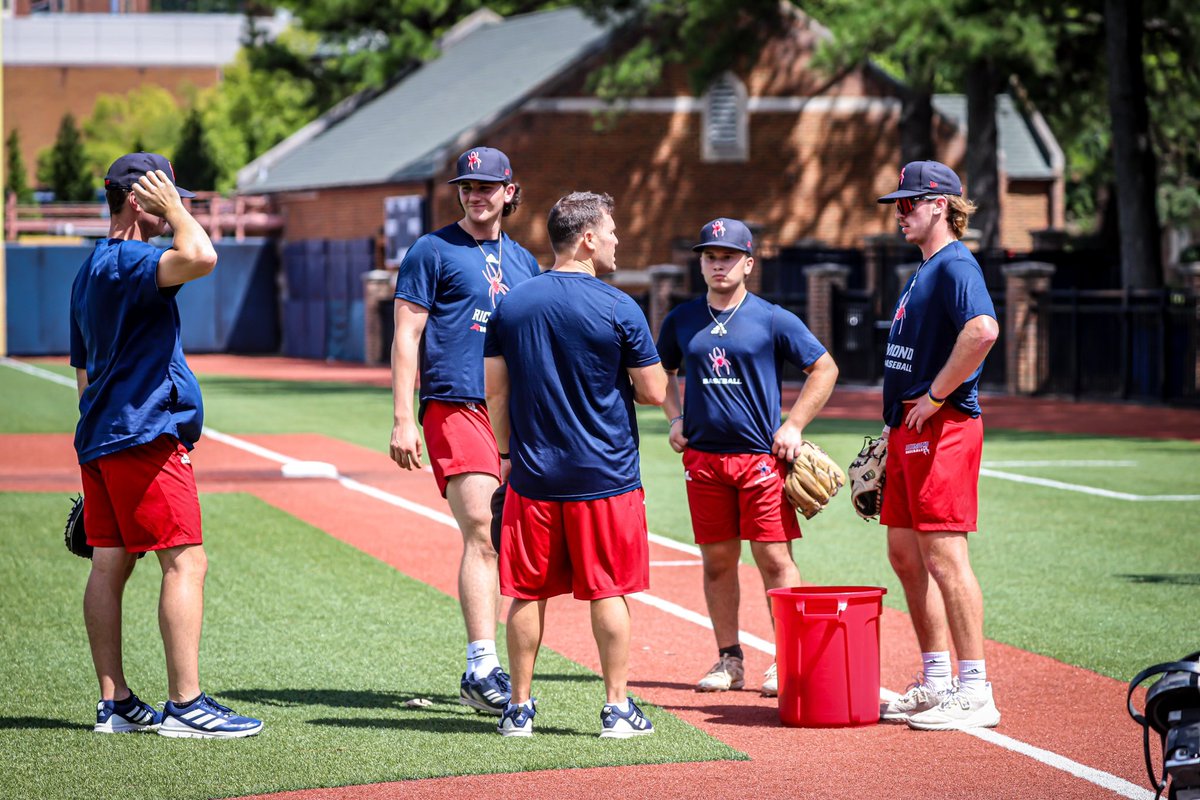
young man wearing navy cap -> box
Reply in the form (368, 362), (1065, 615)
(484, 191), (667, 737)
(71, 152), (262, 738)
(875, 160), (1001, 730)
(656, 218), (838, 697)
(390, 146), (540, 715)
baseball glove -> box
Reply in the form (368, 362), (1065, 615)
(489, 483), (506, 553)
(64, 494), (92, 559)
(848, 436), (888, 521)
(784, 441), (847, 520)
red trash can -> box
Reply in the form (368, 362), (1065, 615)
(767, 585), (887, 727)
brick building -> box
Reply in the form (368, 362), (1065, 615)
(2, 10), (285, 184)
(239, 6), (1063, 266)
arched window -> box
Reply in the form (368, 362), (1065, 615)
(702, 72), (748, 162)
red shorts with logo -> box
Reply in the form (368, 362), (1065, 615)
(880, 407), (983, 532)
(422, 400), (501, 497)
(499, 487), (649, 601)
(79, 435), (203, 553)
(682, 448), (800, 545)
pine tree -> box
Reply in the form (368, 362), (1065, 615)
(41, 114), (95, 202)
(171, 107), (219, 191)
(4, 129), (34, 203)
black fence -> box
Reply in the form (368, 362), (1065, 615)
(1036, 288), (1198, 405)
(828, 287), (1007, 392)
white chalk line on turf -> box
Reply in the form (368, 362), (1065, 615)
(981, 467), (1200, 502)
(1, 356), (77, 387)
(7, 357), (1155, 799)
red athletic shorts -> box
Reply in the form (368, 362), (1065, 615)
(682, 448), (800, 544)
(880, 407), (984, 532)
(499, 487), (650, 601)
(422, 400), (501, 497)
(79, 435), (203, 553)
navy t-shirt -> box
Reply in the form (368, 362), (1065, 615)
(69, 239), (204, 464)
(483, 271), (661, 501)
(657, 293), (827, 454)
(394, 223), (540, 413)
(882, 240), (997, 428)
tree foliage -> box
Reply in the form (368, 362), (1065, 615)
(5, 129), (35, 203)
(172, 107), (221, 192)
(247, 1), (565, 113)
(36, 114), (94, 202)
(81, 85), (185, 182)
(195, 40), (321, 192)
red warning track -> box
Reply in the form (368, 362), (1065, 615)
(3, 426), (1157, 800)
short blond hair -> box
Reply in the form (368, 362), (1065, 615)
(946, 195), (977, 239)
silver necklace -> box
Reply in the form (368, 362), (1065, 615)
(464, 224), (503, 273)
(707, 293), (746, 336)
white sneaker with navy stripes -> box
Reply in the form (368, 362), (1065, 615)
(158, 693), (263, 739)
(599, 699), (655, 739)
(94, 692), (162, 733)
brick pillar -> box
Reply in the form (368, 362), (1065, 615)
(1175, 263), (1200, 396)
(362, 269), (398, 366)
(803, 263), (851, 348)
(1001, 261), (1055, 394)
(648, 263), (687, 338)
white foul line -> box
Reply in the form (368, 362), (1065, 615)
(5, 356), (1155, 799)
(1, 356), (77, 387)
(981, 468), (1200, 502)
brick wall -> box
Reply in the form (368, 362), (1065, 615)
(274, 182), (428, 248)
(4, 64), (221, 183)
(1000, 180), (1053, 252)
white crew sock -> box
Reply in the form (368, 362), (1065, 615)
(606, 698), (630, 712)
(922, 651), (953, 692)
(467, 640), (501, 679)
(958, 659), (988, 691)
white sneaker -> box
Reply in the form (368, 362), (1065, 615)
(697, 654), (744, 692)
(880, 674), (944, 720)
(761, 663), (778, 697)
(907, 682), (1001, 730)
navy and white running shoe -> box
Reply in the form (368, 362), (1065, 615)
(599, 699), (655, 739)
(94, 692), (162, 733)
(497, 701), (536, 737)
(158, 693), (263, 739)
(459, 667), (511, 715)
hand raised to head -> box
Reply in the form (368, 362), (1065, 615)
(131, 169), (184, 218)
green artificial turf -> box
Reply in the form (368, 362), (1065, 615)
(0, 492), (744, 800)
(4, 360), (1199, 684)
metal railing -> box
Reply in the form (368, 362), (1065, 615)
(4, 192), (283, 242)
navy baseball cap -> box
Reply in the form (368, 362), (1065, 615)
(877, 160), (962, 203)
(448, 146), (513, 184)
(104, 152), (195, 198)
(693, 217), (753, 254)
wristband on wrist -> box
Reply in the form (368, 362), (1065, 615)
(927, 390), (946, 407)
(669, 415), (684, 425)
(499, 452), (510, 460)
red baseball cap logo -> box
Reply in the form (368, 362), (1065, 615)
(712, 220), (726, 237)
(467, 151), (481, 170)
(898, 166), (906, 188)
